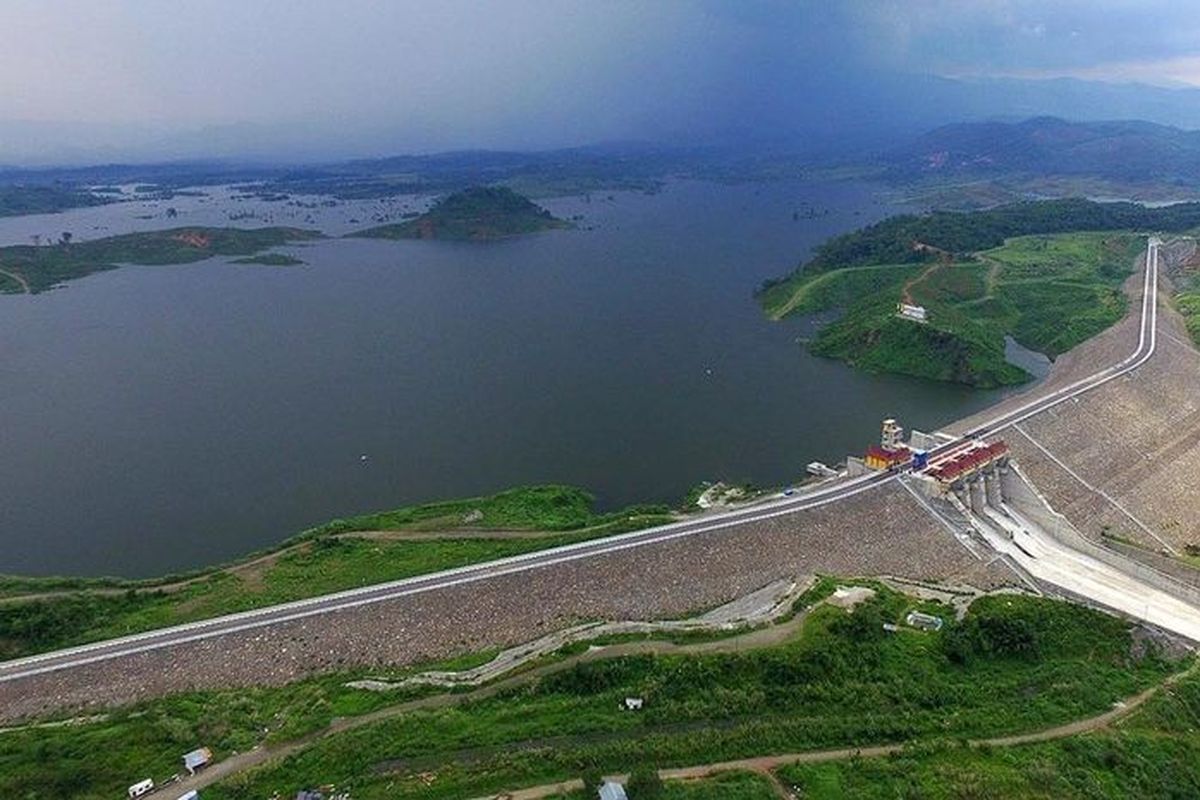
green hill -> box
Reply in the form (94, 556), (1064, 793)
(352, 185), (571, 241)
(757, 199), (1177, 387)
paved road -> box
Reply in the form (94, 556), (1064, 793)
(0, 239), (1164, 683)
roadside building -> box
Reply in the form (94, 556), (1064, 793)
(897, 303), (928, 322)
(599, 781), (629, 800)
(182, 747), (213, 776)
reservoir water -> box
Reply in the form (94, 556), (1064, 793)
(0, 180), (1034, 576)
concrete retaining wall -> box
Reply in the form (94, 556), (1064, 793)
(1005, 463), (1200, 608)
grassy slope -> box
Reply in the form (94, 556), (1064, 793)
(0, 486), (674, 660)
(763, 232), (1141, 387)
(0, 227), (321, 293)
(192, 592), (1171, 800)
(352, 185), (572, 241)
(0, 589), (1173, 800)
(781, 666), (1200, 799)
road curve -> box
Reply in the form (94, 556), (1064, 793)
(0, 239), (1162, 683)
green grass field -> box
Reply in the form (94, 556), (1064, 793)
(760, 232), (1142, 386)
(0, 486), (674, 660)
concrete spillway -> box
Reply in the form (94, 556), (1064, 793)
(949, 463), (1200, 642)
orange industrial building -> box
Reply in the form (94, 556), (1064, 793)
(864, 418), (910, 470)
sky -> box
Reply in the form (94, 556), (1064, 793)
(2, 0), (1200, 164)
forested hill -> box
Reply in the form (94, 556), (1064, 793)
(882, 116), (1200, 184)
(790, 198), (1200, 277)
(350, 186), (572, 241)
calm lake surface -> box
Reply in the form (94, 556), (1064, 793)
(0, 180), (1035, 576)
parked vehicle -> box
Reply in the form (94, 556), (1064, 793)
(127, 779), (154, 799)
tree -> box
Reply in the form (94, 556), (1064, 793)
(581, 771), (604, 796)
(60, 231), (72, 246)
(626, 767), (663, 799)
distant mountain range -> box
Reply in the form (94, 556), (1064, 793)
(880, 116), (1200, 186)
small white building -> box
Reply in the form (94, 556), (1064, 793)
(622, 696), (644, 711)
(897, 303), (928, 322)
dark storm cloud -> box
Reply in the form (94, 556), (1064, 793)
(0, 0), (1198, 163)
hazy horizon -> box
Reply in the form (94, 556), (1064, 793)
(6, 1), (1200, 165)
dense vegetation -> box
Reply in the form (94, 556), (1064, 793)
(0, 486), (673, 659)
(0, 185), (111, 217)
(759, 198), (1163, 385)
(0, 587), (1172, 800)
(782, 664), (1200, 799)
(0, 226), (320, 293)
(189, 591), (1169, 800)
(351, 185), (572, 240)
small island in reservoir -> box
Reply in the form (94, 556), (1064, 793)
(351, 185), (572, 241)
(0, 226), (321, 293)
